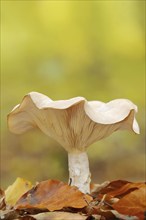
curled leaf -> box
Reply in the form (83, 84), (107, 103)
(15, 180), (92, 211)
(106, 182), (145, 198)
(98, 180), (130, 196)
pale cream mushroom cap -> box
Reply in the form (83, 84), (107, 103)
(7, 92), (140, 153)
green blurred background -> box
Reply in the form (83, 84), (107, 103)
(1, 0), (145, 189)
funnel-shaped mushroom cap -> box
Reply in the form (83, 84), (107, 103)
(8, 92), (140, 152)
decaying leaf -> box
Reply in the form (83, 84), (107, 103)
(5, 177), (33, 207)
(15, 180), (92, 211)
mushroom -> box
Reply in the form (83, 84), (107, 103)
(7, 92), (140, 194)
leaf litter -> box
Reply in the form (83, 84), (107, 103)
(0, 178), (145, 220)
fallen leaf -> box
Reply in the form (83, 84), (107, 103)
(29, 211), (87, 220)
(0, 189), (4, 198)
(0, 209), (20, 220)
(90, 181), (110, 196)
(15, 217), (35, 220)
(110, 210), (138, 220)
(0, 188), (6, 210)
(3, 178), (145, 220)
(97, 180), (145, 205)
(99, 180), (131, 196)
(113, 186), (146, 220)
(5, 177), (33, 207)
(15, 180), (92, 211)
(85, 181), (145, 219)
(106, 182), (145, 198)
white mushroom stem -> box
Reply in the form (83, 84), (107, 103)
(68, 151), (91, 194)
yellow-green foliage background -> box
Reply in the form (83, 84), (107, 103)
(1, 0), (145, 189)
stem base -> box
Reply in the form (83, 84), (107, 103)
(68, 152), (91, 194)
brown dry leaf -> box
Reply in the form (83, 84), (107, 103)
(29, 211), (87, 220)
(98, 180), (145, 202)
(5, 177), (33, 207)
(15, 180), (92, 211)
(99, 180), (131, 196)
(110, 210), (138, 220)
(113, 185), (146, 220)
(87, 181), (145, 219)
(0, 188), (6, 210)
(90, 181), (110, 195)
(0, 189), (4, 198)
(106, 182), (145, 198)
(0, 209), (20, 220)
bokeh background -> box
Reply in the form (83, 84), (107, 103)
(1, 0), (145, 189)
